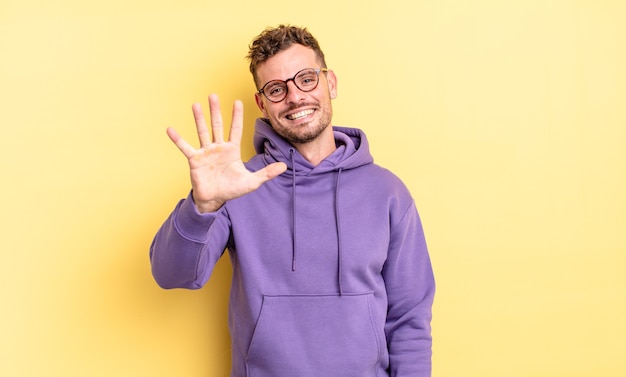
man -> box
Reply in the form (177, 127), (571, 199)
(150, 25), (435, 377)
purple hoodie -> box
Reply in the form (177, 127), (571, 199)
(150, 118), (435, 377)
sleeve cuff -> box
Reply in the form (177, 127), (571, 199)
(173, 191), (222, 242)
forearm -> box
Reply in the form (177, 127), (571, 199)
(384, 202), (436, 376)
(150, 193), (229, 289)
(385, 291), (434, 377)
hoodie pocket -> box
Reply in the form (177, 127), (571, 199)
(246, 293), (382, 377)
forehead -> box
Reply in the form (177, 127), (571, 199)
(256, 44), (320, 83)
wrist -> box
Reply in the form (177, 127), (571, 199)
(193, 196), (224, 213)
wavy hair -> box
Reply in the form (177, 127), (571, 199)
(247, 24), (327, 88)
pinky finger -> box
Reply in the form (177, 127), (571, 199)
(166, 127), (196, 159)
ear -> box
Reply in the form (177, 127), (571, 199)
(326, 70), (338, 99)
(254, 92), (268, 117)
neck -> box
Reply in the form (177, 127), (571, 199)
(294, 140), (337, 166)
(290, 124), (337, 166)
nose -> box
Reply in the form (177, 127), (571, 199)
(284, 80), (306, 103)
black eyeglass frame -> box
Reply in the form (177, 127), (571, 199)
(257, 68), (329, 103)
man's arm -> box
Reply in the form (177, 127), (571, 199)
(383, 201), (436, 377)
(149, 193), (229, 289)
(149, 94), (287, 288)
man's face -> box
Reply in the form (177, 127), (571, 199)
(254, 44), (337, 146)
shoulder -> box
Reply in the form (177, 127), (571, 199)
(341, 163), (415, 213)
(349, 163), (411, 193)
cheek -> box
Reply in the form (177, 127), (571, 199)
(255, 93), (270, 117)
(264, 105), (279, 119)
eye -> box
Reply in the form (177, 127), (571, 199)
(265, 82), (285, 97)
(297, 72), (317, 87)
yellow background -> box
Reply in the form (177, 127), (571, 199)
(1, 0), (625, 376)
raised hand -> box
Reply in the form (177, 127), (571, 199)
(167, 94), (287, 213)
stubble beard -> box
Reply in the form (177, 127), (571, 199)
(270, 102), (333, 145)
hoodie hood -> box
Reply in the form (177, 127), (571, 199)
(253, 118), (374, 174)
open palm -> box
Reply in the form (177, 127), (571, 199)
(167, 94), (287, 213)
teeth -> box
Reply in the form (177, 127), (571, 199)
(286, 109), (313, 120)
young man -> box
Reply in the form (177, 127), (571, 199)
(150, 25), (435, 377)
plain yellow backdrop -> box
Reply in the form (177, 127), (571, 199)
(1, 0), (625, 376)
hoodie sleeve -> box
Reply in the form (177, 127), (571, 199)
(383, 200), (435, 377)
(149, 192), (231, 289)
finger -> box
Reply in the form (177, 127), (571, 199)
(208, 94), (224, 143)
(191, 103), (211, 148)
(166, 127), (196, 159)
(249, 162), (288, 189)
(228, 100), (244, 146)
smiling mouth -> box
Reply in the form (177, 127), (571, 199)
(286, 109), (314, 120)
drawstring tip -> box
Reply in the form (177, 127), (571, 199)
(292, 259), (296, 271)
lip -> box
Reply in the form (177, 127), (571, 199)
(284, 107), (315, 121)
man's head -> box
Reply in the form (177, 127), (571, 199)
(246, 25), (337, 150)
(247, 25), (327, 89)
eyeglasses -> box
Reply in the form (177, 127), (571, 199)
(258, 68), (328, 103)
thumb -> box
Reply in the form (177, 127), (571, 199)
(267, 161), (288, 178)
(250, 162), (287, 188)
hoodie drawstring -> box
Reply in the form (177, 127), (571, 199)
(288, 149), (345, 295)
(290, 149), (298, 271)
(335, 168), (344, 295)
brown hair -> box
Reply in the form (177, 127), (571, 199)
(247, 24), (327, 88)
